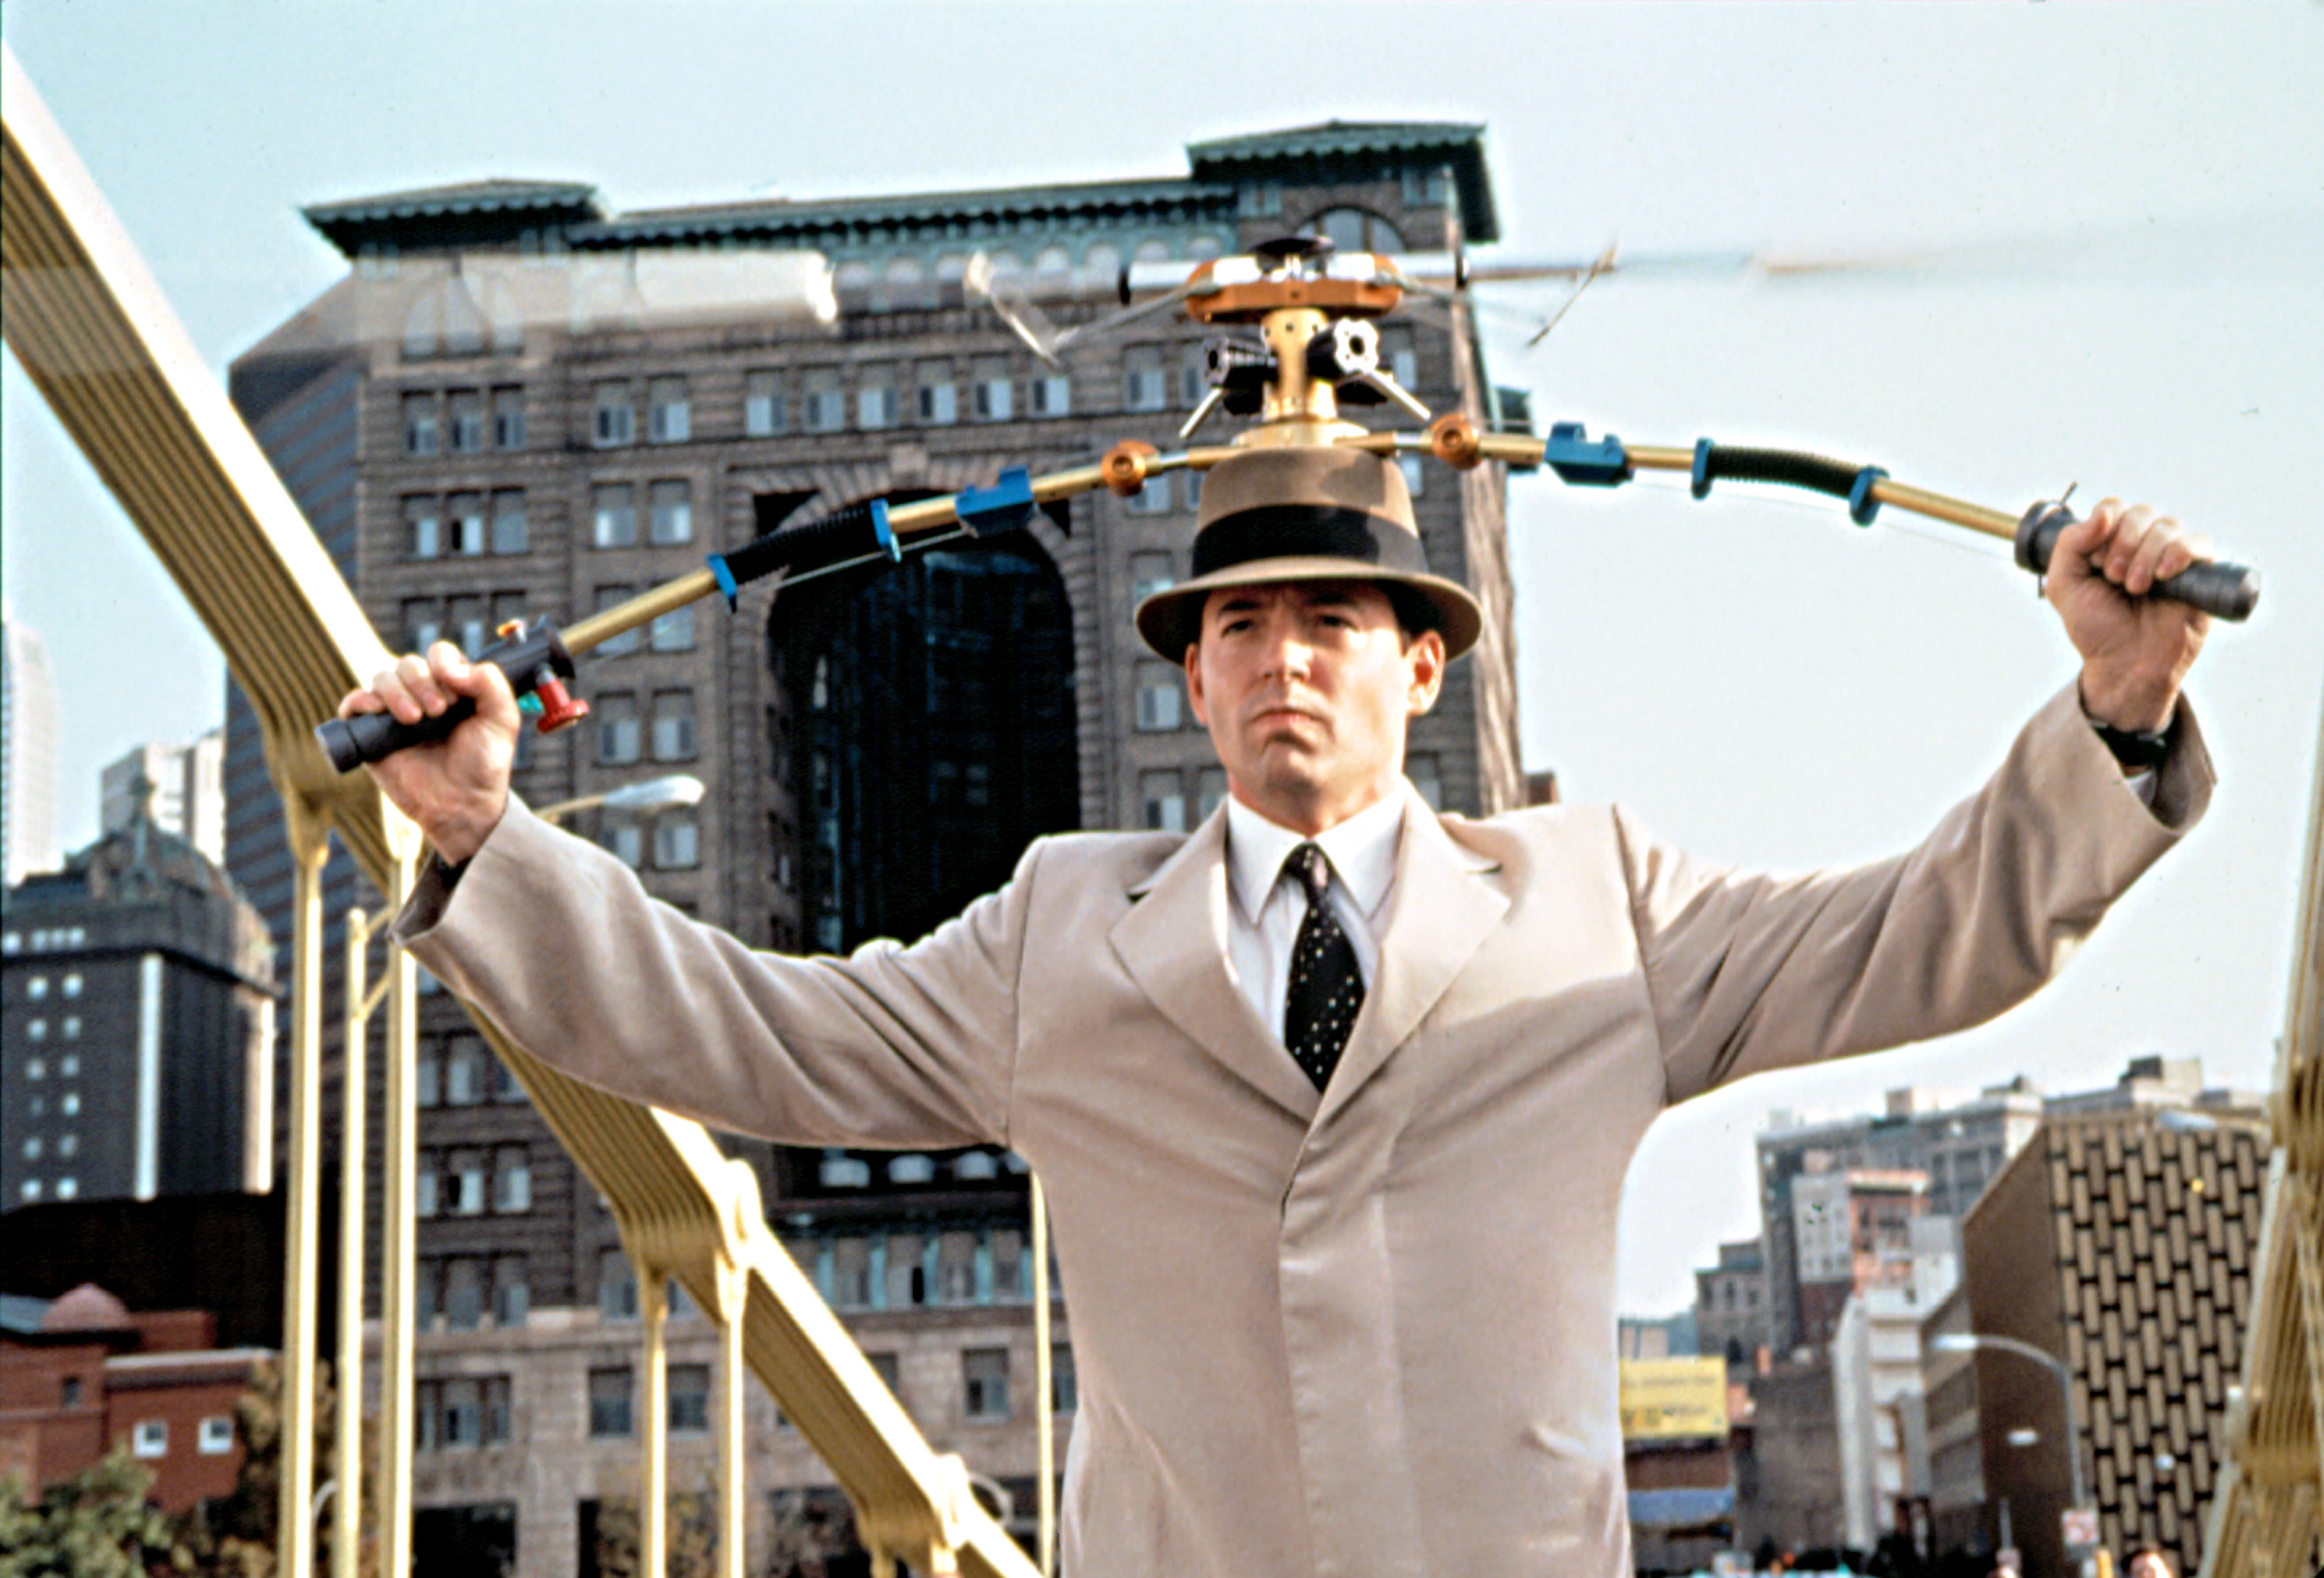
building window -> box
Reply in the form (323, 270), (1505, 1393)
(446, 493), (487, 558)
(744, 370), (786, 436)
(402, 393), (440, 456)
(819, 1152), (870, 1189)
(830, 1238), (872, 1307)
(1030, 374), (1071, 418)
(60, 1376), (81, 1409)
(60, 973), (81, 998)
(1180, 344), (1208, 408)
(647, 376), (690, 443)
(669, 1364), (711, 1434)
(972, 358), (1013, 421)
(440, 1378), (484, 1446)
(599, 1249), (638, 1321)
(604, 824), (643, 868)
(916, 363), (958, 425)
(194, 1415), (235, 1455)
(990, 1228), (1025, 1301)
(648, 605), (695, 653)
(593, 382), (636, 447)
(415, 1153), (440, 1218)
(1398, 455), (1426, 499)
(26, 976), (47, 1000)
(1125, 474), (1173, 515)
(858, 370), (900, 431)
(934, 1230), (979, 1305)
(19, 1181), (41, 1202)
(59, 1021), (79, 1044)
(585, 1369), (635, 1441)
(1402, 165), (1451, 207)
(405, 496), (442, 560)
(445, 1034), (488, 1106)
(443, 1257), (484, 1329)
(653, 814), (700, 871)
(650, 690), (697, 762)
(494, 1146), (531, 1213)
(1310, 207), (1406, 255)
(648, 480), (692, 545)
(489, 490), (528, 555)
(416, 1044), (441, 1108)
(1140, 770), (1187, 834)
(1124, 347), (1167, 412)
(1381, 325), (1419, 392)
(802, 369), (845, 433)
(491, 1257), (529, 1328)
(448, 390), (485, 452)
(57, 1054), (77, 1077)
(1134, 662), (1183, 731)
(593, 484), (637, 549)
(1052, 1345), (1077, 1413)
(490, 386), (526, 450)
(595, 693), (642, 764)
(132, 1421), (167, 1459)
(593, 585), (641, 655)
(886, 1233), (924, 1308)
(1239, 181), (1282, 218)
(962, 1348), (1010, 1421)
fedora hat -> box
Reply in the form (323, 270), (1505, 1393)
(1134, 445), (1484, 661)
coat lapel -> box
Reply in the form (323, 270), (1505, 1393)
(1315, 797), (1508, 1126)
(1109, 808), (1321, 1120)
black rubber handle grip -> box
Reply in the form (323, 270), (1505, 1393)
(314, 620), (576, 773)
(721, 500), (894, 590)
(317, 699), (477, 773)
(2015, 503), (2260, 622)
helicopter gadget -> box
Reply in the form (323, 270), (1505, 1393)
(316, 232), (2261, 775)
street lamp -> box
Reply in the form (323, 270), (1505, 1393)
(1934, 1333), (2090, 1553)
(534, 774), (706, 825)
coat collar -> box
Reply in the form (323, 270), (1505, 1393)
(1111, 786), (1506, 1124)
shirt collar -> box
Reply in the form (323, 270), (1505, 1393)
(1224, 783), (1409, 923)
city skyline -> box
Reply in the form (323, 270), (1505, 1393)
(3, 4), (2320, 1314)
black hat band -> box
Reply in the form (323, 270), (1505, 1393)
(1191, 505), (1430, 581)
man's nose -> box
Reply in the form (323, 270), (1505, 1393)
(1261, 624), (1313, 679)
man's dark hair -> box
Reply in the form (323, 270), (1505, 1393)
(1380, 583), (1441, 644)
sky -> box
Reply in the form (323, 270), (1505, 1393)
(4, 2), (2321, 1316)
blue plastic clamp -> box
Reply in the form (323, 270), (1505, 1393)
(709, 553), (741, 612)
(1540, 423), (1633, 488)
(1690, 437), (1716, 501)
(1847, 467), (1889, 527)
(870, 498), (899, 560)
(953, 467), (1038, 538)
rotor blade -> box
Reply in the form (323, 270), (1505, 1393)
(963, 251), (1069, 366)
(1047, 278), (1203, 353)
(1526, 244), (1618, 347)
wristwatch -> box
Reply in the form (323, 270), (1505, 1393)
(2091, 716), (2174, 773)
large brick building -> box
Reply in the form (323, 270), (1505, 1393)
(225, 122), (1532, 1572)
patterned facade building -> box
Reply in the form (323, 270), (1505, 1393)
(226, 123), (1529, 1572)
(1960, 1110), (2270, 1578)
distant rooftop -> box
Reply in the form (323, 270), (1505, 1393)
(300, 120), (1498, 260)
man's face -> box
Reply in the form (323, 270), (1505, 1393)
(2127, 1555), (2172, 1578)
(1183, 579), (1444, 835)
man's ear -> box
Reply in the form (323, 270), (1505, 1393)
(1406, 630), (1446, 715)
(1183, 643), (1208, 726)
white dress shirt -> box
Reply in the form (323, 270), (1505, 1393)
(1222, 786), (1408, 1042)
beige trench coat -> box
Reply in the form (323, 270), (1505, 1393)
(396, 682), (2211, 1576)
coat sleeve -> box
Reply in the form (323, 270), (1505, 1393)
(390, 797), (1035, 1151)
(1624, 682), (2214, 1104)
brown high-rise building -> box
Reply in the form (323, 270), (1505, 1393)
(1960, 1110), (2270, 1578)
(227, 122), (1528, 1573)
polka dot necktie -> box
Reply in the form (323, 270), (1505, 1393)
(1282, 842), (1364, 1090)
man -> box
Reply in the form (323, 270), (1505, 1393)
(349, 445), (2214, 1575)
(2125, 1546), (2176, 1578)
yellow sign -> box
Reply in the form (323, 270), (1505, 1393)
(1619, 1357), (1729, 1441)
